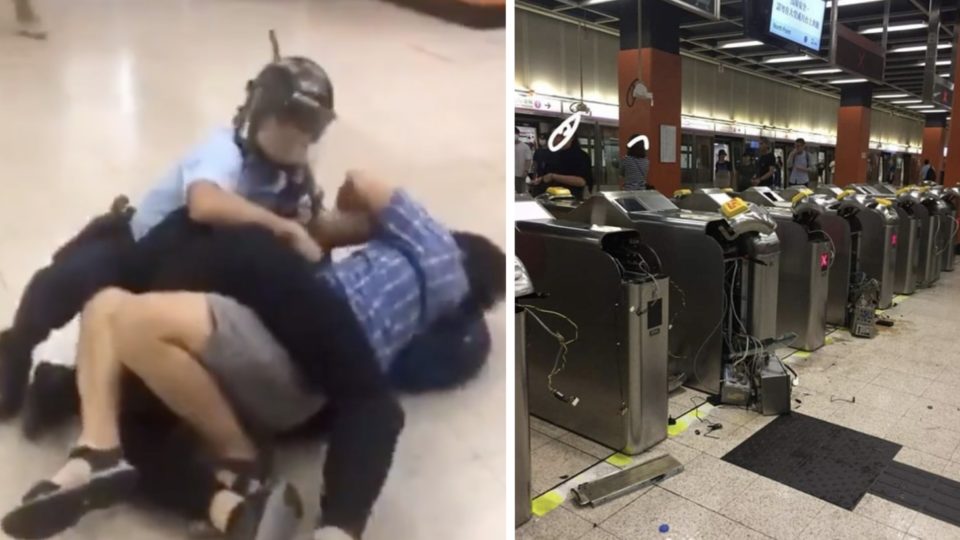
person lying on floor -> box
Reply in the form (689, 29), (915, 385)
(0, 54), (334, 424)
(2, 172), (506, 540)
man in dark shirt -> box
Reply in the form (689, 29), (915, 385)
(532, 134), (550, 179)
(753, 140), (777, 188)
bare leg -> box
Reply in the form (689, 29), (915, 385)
(109, 290), (257, 461)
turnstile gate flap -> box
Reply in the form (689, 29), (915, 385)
(572, 454), (684, 507)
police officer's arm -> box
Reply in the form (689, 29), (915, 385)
(186, 181), (300, 236)
(306, 210), (374, 251)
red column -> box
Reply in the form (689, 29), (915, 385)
(617, 1), (681, 196)
(834, 84), (872, 187)
(921, 122), (946, 177)
(944, 38), (960, 186)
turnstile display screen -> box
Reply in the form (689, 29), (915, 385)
(616, 194), (676, 213)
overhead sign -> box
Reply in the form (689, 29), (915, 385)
(932, 76), (953, 109)
(769, 0), (825, 52)
(831, 23), (885, 81)
(663, 0), (719, 19)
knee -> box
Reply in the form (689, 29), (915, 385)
(82, 287), (132, 321)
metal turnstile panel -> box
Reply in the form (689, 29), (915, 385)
(519, 232), (668, 455)
(774, 219), (829, 351)
(857, 211), (897, 309)
(940, 210), (956, 271)
(893, 210), (919, 295)
(820, 215), (854, 326)
(917, 215), (940, 288)
(515, 308), (531, 528)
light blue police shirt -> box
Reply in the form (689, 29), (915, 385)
(130, 128), (243, 241)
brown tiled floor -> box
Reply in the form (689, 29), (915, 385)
(519, 266), (960, 539)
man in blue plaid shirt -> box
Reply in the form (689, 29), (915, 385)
(2, 171), (505, 540)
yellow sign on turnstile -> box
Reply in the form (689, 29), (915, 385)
(721, 197), (749, 218)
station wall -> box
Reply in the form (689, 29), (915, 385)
(515, 9), (924, 150)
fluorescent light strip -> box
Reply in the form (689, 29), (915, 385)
(830, 78), (868, 84)
(906, 104), (934, 109)
(890, 43), (952, 53)
(874, 93), (909, 98)
(801, 68), (842, 75)
(720, 40), (764, 49)
(765, 55), (813, 64)
(861, 22), (926, 35)
(828, 0), (883, 6)
(920, 109), (949, 113)
(917, 60), (952, 66)
(892, 99), (922, 104)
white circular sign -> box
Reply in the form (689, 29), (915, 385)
(627, 134), (649, 150)
(549, 112), (583, 152)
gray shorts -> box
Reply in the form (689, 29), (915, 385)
(202, 294), (326, 435)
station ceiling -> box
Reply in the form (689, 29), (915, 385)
(517, 0), (959, 118)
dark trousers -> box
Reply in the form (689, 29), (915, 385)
(2, 214), (134, 406)
(127, 213), (404, 536)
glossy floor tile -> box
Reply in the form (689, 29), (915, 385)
(0, 1), (505, 539)
(520, 266), (960, 539)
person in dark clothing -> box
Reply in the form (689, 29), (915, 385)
(2, 172), (506, 540)
(532, 133), (550, 179)
(752, 140), (777, 188)
(530, 135), (592, 200)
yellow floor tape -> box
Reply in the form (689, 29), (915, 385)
(667, 402), (715, 438)
(531, 491), (564, 517)
(792, 351), (812, 359)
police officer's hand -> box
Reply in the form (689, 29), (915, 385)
(279, 220), (323, 262)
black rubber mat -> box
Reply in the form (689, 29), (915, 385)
(869, 461), (960, 527)
(722, 413), (901, 509)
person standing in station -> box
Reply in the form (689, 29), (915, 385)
(920, 159), (936, 183)
(752, 140), (777, 188)
(514, 127), (533, 194)
(619, 136), (649, 191)
(714, 148), (733, 189)
(786, 138), (812, 187)
(531, 133), (550, 181)
(11, 0), (45, 39)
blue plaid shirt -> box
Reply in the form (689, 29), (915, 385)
(316, 191), (470, 370)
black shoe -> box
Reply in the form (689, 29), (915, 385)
(227, 481), (303, 540)
(1, 447), (138, 539)
(21, 363), (80, 440)
(0, 330), (34, 418)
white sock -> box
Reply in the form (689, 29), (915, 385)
(313, 526), (354, 540)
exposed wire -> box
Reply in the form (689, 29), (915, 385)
(519, 305), (579, 396)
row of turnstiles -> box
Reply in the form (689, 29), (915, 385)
(514, 182), (960, 526)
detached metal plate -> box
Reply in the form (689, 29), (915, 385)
(571, 454), (683, 507)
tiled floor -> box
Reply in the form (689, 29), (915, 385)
(0, 1), (504, 539)
(519, 266), (960, 539)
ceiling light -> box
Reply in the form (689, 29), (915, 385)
(720, 40), (764, 49)
(861, 23), (926, 35)
(917, 60), (952, 66)
(942, 73), (952, 78)
(801, 68), (842, 75)
(830, 78), (868, 84)
(906, 104), (934, 109)
(920, 109), (949, 113)
(828, 0), (883, 6)
(892, 99), (922, 104)
(874, 93), (909, 98)
(890, 43), (952, 53)
(765, 55), (813, 64)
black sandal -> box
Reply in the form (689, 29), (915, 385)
(1, 446), (138, 539)
(226, 481), (303, 540)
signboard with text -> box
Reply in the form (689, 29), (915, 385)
(769, 0), (825, 52)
